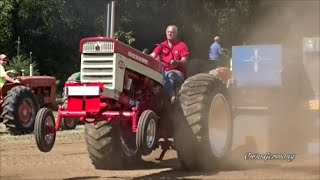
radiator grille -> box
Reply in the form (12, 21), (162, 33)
(82, 41), (114, 53)
(81, 54), (114, 89)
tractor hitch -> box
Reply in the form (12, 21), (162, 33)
(155, 139), (173, 161)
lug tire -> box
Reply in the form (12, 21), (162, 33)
(1, 86), (39, 135)
(85, 121), (142, 170)
(174, 73), (233, 171)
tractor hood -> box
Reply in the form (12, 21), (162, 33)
(19, 76), (57, 87)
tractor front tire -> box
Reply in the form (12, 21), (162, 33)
(136, 110), (158, 156)
(174, 73), (233, 171)
(34, 108), (56, 152)
(1, 86), (39, 135)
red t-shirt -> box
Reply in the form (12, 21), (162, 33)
(153, 40), (189, 77)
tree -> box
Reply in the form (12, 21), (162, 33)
(6, 54), (39, 77)
(0, 0), (14, 54)
(1, 0), (259, 83)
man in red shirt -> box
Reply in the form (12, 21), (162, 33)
(150, 25), (190, 102)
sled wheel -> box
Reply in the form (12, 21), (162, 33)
(34, 108), (56, 153)
(1, 86), (39, 135)
(174, 73), (233, 171)
(136, 110), (158, 156)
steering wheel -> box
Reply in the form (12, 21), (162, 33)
(153, 43), (176, 68)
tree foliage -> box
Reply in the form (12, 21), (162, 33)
(6, 54), (39, 77)
(0, 0), (258, 82)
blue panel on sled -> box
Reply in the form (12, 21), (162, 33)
(232, 45), (282, 87)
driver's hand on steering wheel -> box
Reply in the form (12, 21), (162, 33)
(170, 60), (179, 66)
(13, 79), (20, 83)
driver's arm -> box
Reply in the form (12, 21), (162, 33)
(0, 67), (19, 83)
(175, 43), (189, 66)
(150, 52), (158, 58)
(4, 74), (17, 83)
(150, 44), (162, 59)
(0, 73), (16, 83)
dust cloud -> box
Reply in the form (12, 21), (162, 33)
(226, 0), (320, 169)
(185, 0), (320, 170)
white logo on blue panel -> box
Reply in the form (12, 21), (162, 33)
(243, 49), (272, 72)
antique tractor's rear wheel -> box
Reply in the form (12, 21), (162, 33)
(60, 97), (78, 130)
(61, 72), (80, 130)
(136, 110), (158, 156)
(1, 86), (39, 135)
(85, 121), (141, 170)
(174, 73), (233, 171)
(34, 108), (56, 152)
(61, 117), (78, 130)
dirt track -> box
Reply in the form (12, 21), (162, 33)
(0, 126), (319, 180)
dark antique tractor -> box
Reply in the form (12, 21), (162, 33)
(231, 39), (319, 154)
(215, 38), (319, 155)
(173, 37), (319, 170)
(0, 76), (57, 135)
(34, 37), (234, 171)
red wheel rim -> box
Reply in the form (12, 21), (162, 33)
(18, 97), (35, 127)
(65, 118), (76, 127)
(44, 116), (55, 144)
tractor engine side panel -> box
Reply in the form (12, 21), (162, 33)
(116, 54), (164, 86)
(80, 39), (164, 102)
(121, 69), (163, 113)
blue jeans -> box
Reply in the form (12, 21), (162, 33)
(164, 70), (185, 97)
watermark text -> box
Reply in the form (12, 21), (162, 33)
(244, 152), (296, 162)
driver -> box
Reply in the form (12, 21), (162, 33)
(150, 25), (190, 102)
(0, 54), (20, 89)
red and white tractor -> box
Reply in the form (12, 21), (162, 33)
(34, 37), (233, 170)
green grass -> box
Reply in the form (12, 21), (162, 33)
(0, 125), (85, 144)
(0, 110), (85, 144)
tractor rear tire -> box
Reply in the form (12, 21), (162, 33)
(174, 73), (233, 171)
(85, 121), (141, 170)
(1, 86), (39, 135)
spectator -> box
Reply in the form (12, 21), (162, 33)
(208, 36), (223, 70)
